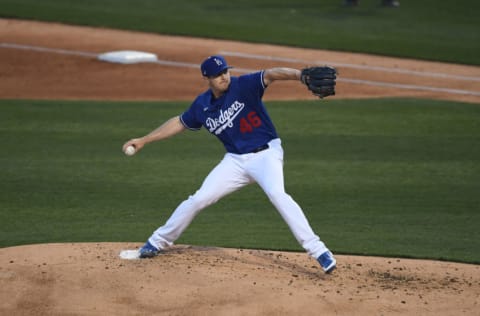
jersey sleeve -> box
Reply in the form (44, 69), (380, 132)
(180, 101), (202, 131)
(239, 71), (266, 99)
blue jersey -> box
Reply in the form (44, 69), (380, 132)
(180, 71), (278, 154)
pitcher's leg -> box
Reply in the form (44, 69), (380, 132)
(149, 154), (250, 249)
(247, 145), (329, 259)
(264, 186), (329, 258)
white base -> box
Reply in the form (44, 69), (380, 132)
(119, 249), (141, 260)
(97, 50), (158, 64)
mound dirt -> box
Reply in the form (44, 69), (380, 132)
(1, 243), (479, 316)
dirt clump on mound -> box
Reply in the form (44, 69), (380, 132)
(1, 243), (479, 316)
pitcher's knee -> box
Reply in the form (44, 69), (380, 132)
(188, 191), (218, 210)
(265, 188), (289, 204)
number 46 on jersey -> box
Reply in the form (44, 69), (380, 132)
(240, 111), (262, 133)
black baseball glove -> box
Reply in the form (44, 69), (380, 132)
(300, 66), (337, 98)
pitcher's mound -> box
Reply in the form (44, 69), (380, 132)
(0, 243), (478, 315)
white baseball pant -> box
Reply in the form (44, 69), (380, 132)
(148, 138), (329, 259)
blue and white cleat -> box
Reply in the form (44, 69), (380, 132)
(317, 251), (336, 274)
(138, 241), (160, 258)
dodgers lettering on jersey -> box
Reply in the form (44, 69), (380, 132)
(180, 71), (278, 154)
(205, 100), (245, 135)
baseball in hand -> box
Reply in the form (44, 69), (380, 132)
(125, 145), (136, 156)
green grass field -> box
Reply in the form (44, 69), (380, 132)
(1, 99), (479, 263)
(1, 0), (479, 264)
(0, 0), (479, 65)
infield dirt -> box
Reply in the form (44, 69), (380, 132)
(1, 19), (479, 315)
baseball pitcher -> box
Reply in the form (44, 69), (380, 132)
(123, 55), (337, 273)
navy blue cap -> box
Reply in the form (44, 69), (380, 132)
(200, 55), (232, 77)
